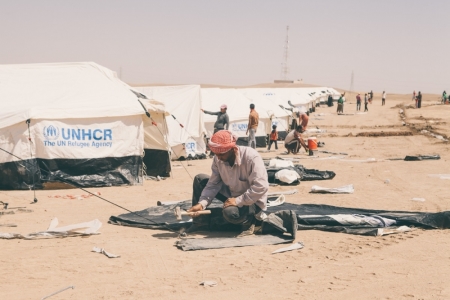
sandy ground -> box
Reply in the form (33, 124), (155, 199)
(1, 92), (450, 300)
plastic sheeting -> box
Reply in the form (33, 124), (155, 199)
(310, 184), (354, 194)
(109, 200), (450, 237)
(267, 164), (336, 185)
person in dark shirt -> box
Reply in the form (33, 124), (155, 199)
(202, 104), (229, 133)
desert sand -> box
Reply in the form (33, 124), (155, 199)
(1, 91), (450, 300)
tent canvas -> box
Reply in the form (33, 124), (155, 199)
(201, 88), (269, 147)
(0, 62), (170, 189)
(134, 85), (206, 159)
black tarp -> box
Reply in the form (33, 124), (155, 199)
(266, 164), (336, 185)
(143, 149), (171, 177)
(109, 200), (450, 237)
(0, 155), (143, 190)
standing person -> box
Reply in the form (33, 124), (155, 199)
(327, 94), (334, 107)
(364, 93), (369, 112)
(246, 103), (259, 149)
(337, 92), (345, 114)
(417, 91), (422, 108)
(201, 104), (229, 134)
(202, 104), (230, 157)
(442, 91), (447, 104)
(267, 124), (278, 151)
(356, 93), (362, 111)
(412, 90), (416, 101)
(299, 111), (309, 130)
(186, 130), (269, 236)
(382, 91), (386, 106)
(284, 125), (308, 154)
(369, 90), (374, 103)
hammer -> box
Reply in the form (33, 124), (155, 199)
(174, 206), (211, 220)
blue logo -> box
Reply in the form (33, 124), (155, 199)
(185, 142), (196, 151)
(43, 125), (60, 140)
(231, 123), (248, 132)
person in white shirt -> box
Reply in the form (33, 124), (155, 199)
(382, 91), (386, 106)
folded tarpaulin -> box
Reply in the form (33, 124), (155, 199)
(404, 155), (440, 161)
(0, 218), (102, 240)
(310, 184), (354, 194)
(176, 234), (294, 251)
(108, 201), (450, 236)
(267, 164), (336, 185)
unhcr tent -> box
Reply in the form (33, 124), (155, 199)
(0, 62), (170, 190)
(134, 85), (206, 159)
(238, 89), (292, 139)
(201, 88), (270, 147)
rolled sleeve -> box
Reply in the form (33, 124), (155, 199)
(235, 156), (269, 208)
(199, 159), (223, 208)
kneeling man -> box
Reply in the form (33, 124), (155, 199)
(187, 130), (269, 236)
(284, 125), (308, 154)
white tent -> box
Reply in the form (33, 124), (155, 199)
(0, 62), (170, 190)
(134, 85), (206, 159)
(238, 88), (292, 135)
(201, 88), (271, 147)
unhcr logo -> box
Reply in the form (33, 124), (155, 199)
(43, 125), (60, 141)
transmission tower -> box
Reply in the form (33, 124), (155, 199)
(349, 70), (354, 95)
(280, 26), (289, 80)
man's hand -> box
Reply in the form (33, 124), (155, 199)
(200, 109), (204, 113)
(223, 198), (237, 209)
(187, 204), (203, 217)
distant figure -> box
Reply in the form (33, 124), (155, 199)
(356, 93), (361, 111)
(442, 91), (447, 104)
(417, 91), (422, 108)
(337, 92), (345, 114)
(284, 125), (308, 154)
(327, 94), (334, 107)
(412, 90), (416, 101)
(246, 103), (259, 149)
(369, 90), (374, 103)
(202, 104), (229, 134)
(382, 91), (386, 106)
(364, 93), (369, 112)
(267, 124), (278, 151)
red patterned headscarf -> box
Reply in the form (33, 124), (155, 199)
(208, 130), (241, 165)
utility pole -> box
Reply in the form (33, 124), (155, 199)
(349, 70), (354, 96)
(280, 26), (289, 81)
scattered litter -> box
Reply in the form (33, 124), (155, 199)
(274, 169), (300, 184)
(272, 242), (304, 254)
(411, 198), (426, 202)
(319, 150), (348, 156)
(356, 131), (412, 137)
(268, 190), (298, 196)
(48, 191), (101, 200)
(157, 200), (185, 206)
(199, 281), (217, 287)
(41, 285), (74, 300)
(384, 179), (390, 184)
(0, 224), (17, 227)
(0, 218), (101, 240)
(317, 141), (325, 147)
(145, 175), (167, 181)
(267, 195), (286, 207)
(92, 246), (120, 258)
(376, 226), (413, 236)
(404, 155), (440, 161)
(340, 158), (377, 163)
(310, 184), (354, 194)
(428, 174), (450, 180)
(269, 159), (294, 168)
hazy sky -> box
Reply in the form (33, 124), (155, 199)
(1, 0), (449, 93)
